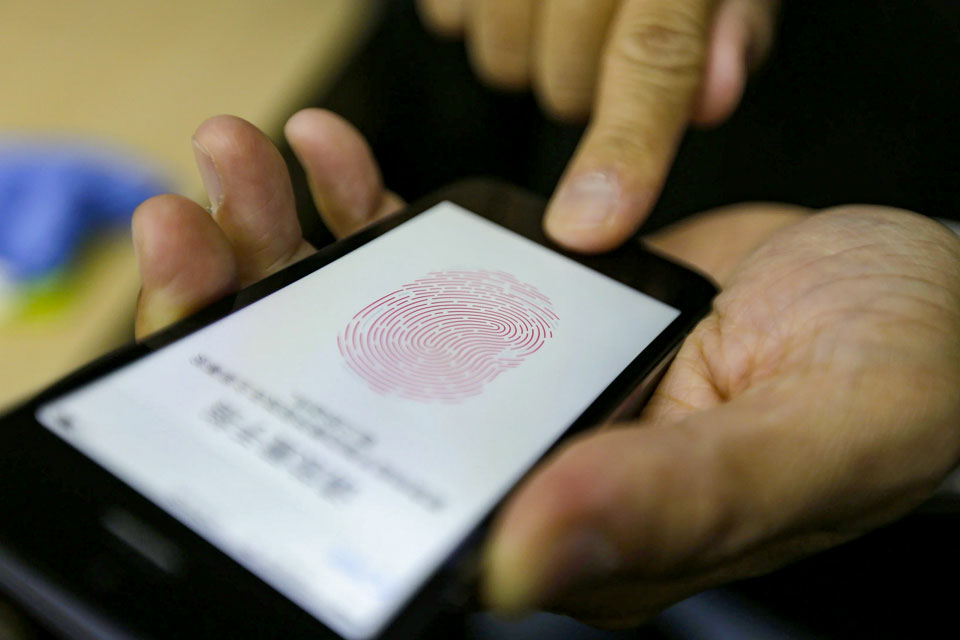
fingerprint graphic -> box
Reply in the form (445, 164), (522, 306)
(338, 270), (558, 402)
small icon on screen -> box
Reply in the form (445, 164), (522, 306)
(54, 413), (75, 431)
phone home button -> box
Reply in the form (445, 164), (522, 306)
(100, 509), (184, 577)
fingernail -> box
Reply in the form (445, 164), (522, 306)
(535, 529), (620, 606)
(548, 171), (621, 230)
(192, 138), (223, 213)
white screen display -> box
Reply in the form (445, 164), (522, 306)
(37, 203), (679, 639)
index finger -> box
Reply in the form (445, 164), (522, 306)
(544, 0), (719, 253)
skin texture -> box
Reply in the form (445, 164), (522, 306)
(132, 112), (960, 626)
(416, 0), (779, 253)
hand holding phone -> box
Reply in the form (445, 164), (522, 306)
(1, 109), (717, 638)
(3, 112), (959, 640)
(98, 113), (960, 627)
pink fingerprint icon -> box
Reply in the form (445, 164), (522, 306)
(338, 270), (558, 402)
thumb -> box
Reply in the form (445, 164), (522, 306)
(482, 369), (954, 613)
(482, 417), (735, 613)
(544, 0), (720, 253)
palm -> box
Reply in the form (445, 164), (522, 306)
(488, 206), (960, 625)
(655, 206), (960, 548)
(651, 208), (958, 432)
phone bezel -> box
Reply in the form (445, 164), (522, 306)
(0, 178), (717, 639)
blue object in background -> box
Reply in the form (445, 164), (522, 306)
(0, 141), (168, 281)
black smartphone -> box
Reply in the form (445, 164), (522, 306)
(0, 179), (716, 639)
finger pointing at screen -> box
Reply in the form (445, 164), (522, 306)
(544, 0), (778, 253)
(417, 0), (779, 254)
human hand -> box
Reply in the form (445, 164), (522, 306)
(133, 110), (404, 338)
(482, 208), (960, 625)
(417, 0), (779, 253)
(134, 112), (960, 629)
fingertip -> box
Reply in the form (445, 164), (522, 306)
(193, 114), (290, 191)
(416, 0), (467, 38)
(192, 114), (261, 163)
(132, 192), (237, 287)
(194, 113), (244, 138)
(484, 422), (747, 612)
(544, 214), (638, 255)
(544, 171), (653, 254)
(483, 434), (627, 612)
(284, 107), (340, 143)
(191, 114), (304, 282)
(133, 194), (237, 338)
(284, 109), (369, 162)
(133, 194), (206, 285)
(285, 108), (395, 237)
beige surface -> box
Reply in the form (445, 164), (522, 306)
(0, 0), (378, 409)
(1, 0), (376, 192)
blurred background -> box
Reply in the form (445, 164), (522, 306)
(0, 0), (957, 638)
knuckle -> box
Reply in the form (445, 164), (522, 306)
(609, 9), (709, 84)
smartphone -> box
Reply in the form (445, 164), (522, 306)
(0, 179), (717, 639)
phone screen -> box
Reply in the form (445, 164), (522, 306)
(36, 202), (679, 639)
